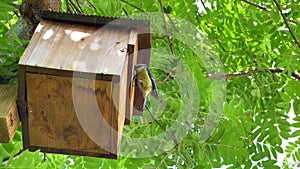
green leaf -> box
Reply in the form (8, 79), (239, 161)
(0, 2), (15, 12)
(275, 146), (283, 153)
(292, 123), (300, 128)
(291, 130), (300, 137)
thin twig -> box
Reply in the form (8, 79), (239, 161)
(216, 39), (228, 52)
(67, 1), (76, 13)
(273, 0), (300, 48)
(120, 0), (146, 13)
(157, 0), (175, 56)
(285, 18), (299, 25)
(200, 0), (207, 13)
(206, 68), (300, 81)
(85, 0), (97, 11)
(66, 0), (70, 13)
(291, 72), (300, 81)
(74, 0), (84, 14)
(167, 14), (179, 32)
(2, 148), (26, 163)
(241, 0), (270, 12)
(122, 7), (129, 18)
(43, 153), (47, 162)
(146, 106), (178, 146)
(68, 0), (82, 14)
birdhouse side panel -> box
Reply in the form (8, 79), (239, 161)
(124, 29), (138, 125)
(110, 74), (127, 155)
(26, 73), (114, 156)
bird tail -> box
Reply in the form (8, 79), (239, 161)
(151, 90), (160, 101)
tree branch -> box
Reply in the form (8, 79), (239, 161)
(206, 68), (300, 81)
(67, 0), (83, 14)
(2, 148), (26, 163)
(167, 14), (179, 32)
(122, 7), (129, 17)
(200, 0), (207, 13)
(84, 0), (97, 11)
(285, 18), (299, 25)
(66, 0), (70, 12)
(241, 0), (270, 12)
(273, 0), (300, 48)
(146, 106), (178, 146)
(120, 0), (146, 13)
(216, 38), (229, 52)
(74, 0), (84, 14)
(157, 0), (175, 56)
(241, 1), (298, 25)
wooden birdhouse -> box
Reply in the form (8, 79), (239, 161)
(17, 12), (151, 158)
(0, 85), (19, 143)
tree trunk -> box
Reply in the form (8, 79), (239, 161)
(15, 0), (62, 40)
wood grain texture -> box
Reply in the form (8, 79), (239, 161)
(136, 23), (151, 65)
(125, 29), (138, 124)
(110, 61), (127, 154)
(26, 73), (124, 156)
(0, 85), (19, 143)
(19, 20), (130, 76)
(18, 18), (145, 157)
(133, 22), (151, 114)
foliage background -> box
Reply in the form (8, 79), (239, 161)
(0, 0), (300, 168)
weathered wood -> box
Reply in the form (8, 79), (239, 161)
(17, 19), (142, 158)
(133, 20), (152, 115)
(136, 23), (151, 65)
(19, 20), (130, 77)
(26, 73), (121, 157)
(17, 65), (30, 147)
(125, 29), (138, 124)
(0, 85), (19, 143)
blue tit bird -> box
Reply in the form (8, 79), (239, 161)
(134, 64), (159, 110)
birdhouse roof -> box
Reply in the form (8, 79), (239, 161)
(19, 15), (143, 81)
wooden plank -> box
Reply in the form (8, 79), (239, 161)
(94, 79), (114, 154)
(24, 65), (117, 81)
(17, 65), (30, 148)
(111, 81), (125, 156)
(125, 29), (138, 124)
(22, 20), (130, 76)
(29, 146), (117, 158)
(133, 22), (151, 115)
(136, 23), (151, 65)
(0, 85), (19, 143)
(17, 65), (27, 120)
(26, 73), (114, 155)
(84, 25), (130, 75)
(110, 57), (127, 155)
(118, 60), (127, 151)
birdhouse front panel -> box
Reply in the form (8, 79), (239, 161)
(18, 19), (138, 158)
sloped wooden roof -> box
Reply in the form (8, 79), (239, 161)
(19, 19), (135, 79)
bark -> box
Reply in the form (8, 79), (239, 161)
(15, 0), (62, 40)
(0, 0), (62, 83)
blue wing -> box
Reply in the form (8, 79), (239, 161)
(142, 95), (148, 111)
(146, 67), (159, 100)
